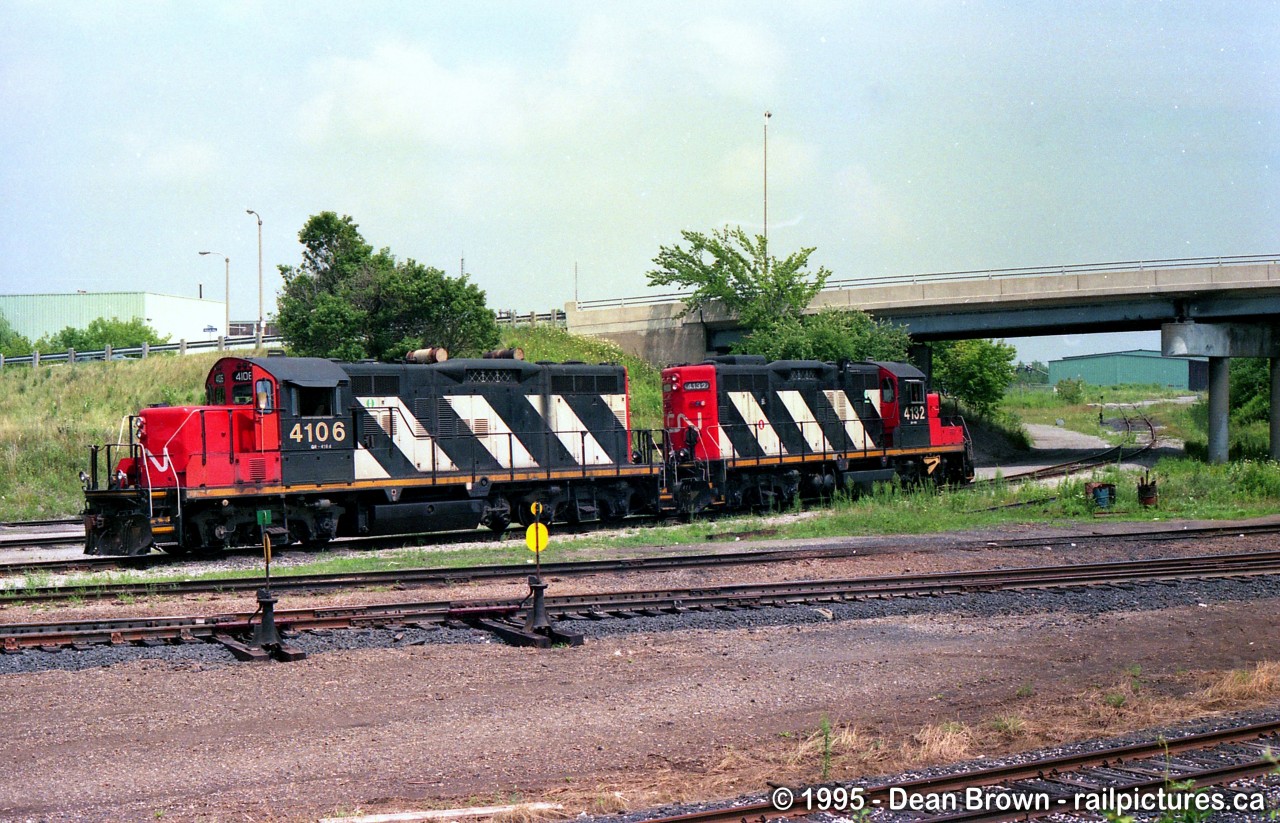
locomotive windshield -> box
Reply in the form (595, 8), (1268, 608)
(881, 376), (896, 403)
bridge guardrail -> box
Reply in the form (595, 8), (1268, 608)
(1, 305), (568, 369)
(574, 253), (1280, 311)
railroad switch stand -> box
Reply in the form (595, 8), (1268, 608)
(467, 575), (584, 649)
(524, 575), (552, 633)
(215, 587), (307, 663)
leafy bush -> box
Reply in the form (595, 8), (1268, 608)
(1055, 377), (1085, 404)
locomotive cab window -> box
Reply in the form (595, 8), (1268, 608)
(905, 380), (925, 405)
(881, 377), (896, 403)
(292, 385), (335, 417)
(255, 379), (276, 412)
(231, 383), (254, 405)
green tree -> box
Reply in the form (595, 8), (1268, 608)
(277, 212), (499, 361)
(0, 313), (33, 357)
(1014, 361), (1049, 385)
(648, 226), (908, 362)
(932, 338), (1018, 417)
(365, 260), (499, 360)
(36, 317), (168, 354)
(736, 308), (910, 363)
(647, 226), (829, 328)
(1230, 358), (1270, 425)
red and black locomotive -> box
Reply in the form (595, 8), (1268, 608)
(82, 352), (972, 555)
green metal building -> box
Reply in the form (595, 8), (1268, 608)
(1049, 349), (1207, 390)
(0, 292), (226, 344)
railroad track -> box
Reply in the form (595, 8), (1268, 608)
(5, 521), (1280, 603)
(0, 517), (81, 529)
(4, 549), (1280, 651)
(0, 532), (84, 551)
(643, 717), (1280, 823)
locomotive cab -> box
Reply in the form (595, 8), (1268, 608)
(876, 363), (930, 448)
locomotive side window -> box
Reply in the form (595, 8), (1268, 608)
(903, 379), (927, 421)
(881, 377), (896, 403)
(293, 386), (335, 417)
(255, 379), (276, 412)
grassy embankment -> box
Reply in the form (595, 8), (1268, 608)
(1, 332), (1277, 552)
(0, 327), (659, 522)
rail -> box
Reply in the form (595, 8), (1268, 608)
(573, 252), (1280, 311)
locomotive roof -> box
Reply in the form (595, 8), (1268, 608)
(241, 356), (351, 388)
(340, 358), (622, 376)
(873, 361), (927, 380)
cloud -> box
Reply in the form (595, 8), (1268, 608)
(685, 17), (784, 100)
(300, 40), (530, 152)
(140, 139), (220, 181)
(298, 13), (787, 154)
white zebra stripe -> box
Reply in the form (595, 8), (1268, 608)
(776, 390), (832, 454)
(541, 394), (613, 466)
(825, 389), (874, 450)
(444, 395), (537, 470)
(354, 446), (391, 480)
(358, 396), (457, 473)
(727, 391), (784, 456)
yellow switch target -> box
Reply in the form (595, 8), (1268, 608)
(525, 522), (549, 554)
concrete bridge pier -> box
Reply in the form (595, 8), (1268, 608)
(1207, 357), (1230, 464)
(1163, 322), (1280, 464)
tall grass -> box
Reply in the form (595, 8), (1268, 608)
(0, 329), (660, 522)
(0, 353), (224, 519)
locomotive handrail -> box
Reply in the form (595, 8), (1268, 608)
(574, 252), (1280, 310)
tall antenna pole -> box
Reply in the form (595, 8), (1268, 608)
(763, 111), (772, 263)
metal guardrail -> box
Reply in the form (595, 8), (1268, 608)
(574, 252), (1280, 311)
(0, 306), (568, 369)
(495, 308), (567, 326)
(0, 335), (283, 368)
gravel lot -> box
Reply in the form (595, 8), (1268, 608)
(2, 523), (1279, 822)
(2, 423), (1277, 822)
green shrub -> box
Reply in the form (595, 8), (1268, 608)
(1055, 377), (1085, 404)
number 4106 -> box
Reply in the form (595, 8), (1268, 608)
(289, 421), (346, 444)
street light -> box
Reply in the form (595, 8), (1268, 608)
(198, 251), (230, 337)
(245, 209), (263, 339)
(763, 110), (771, 260)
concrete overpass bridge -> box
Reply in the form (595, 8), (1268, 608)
(565, 253), (1280, 462)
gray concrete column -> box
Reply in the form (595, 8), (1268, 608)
(1271, 357), (1280, 462)
(1208, 356), (1230, 464)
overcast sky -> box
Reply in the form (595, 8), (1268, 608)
(2, 1), (1276, 363)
